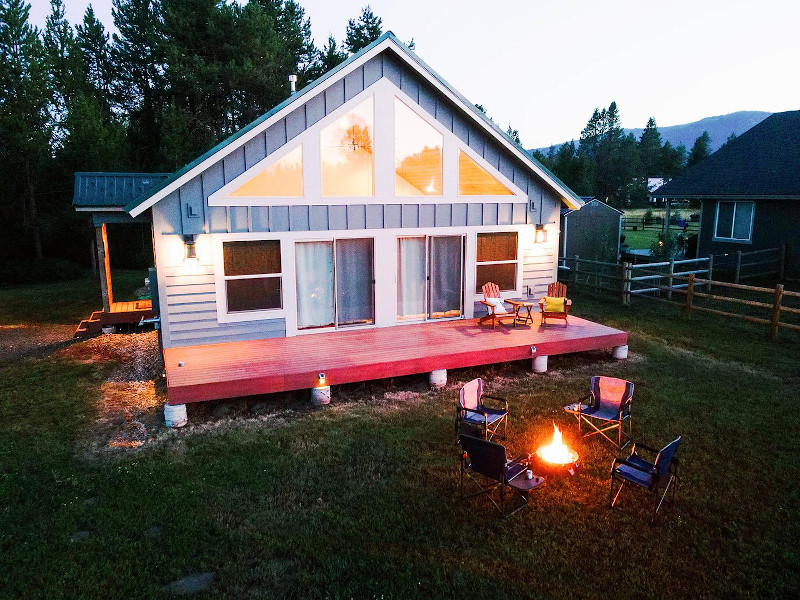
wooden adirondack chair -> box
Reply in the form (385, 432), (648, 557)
(539, 282), (571, 325)
(479, 282), (516, 329)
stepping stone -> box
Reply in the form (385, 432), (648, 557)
(163, 572), (214, 595)
(70, 531), (92, 543)
(145, 525), (163, 538)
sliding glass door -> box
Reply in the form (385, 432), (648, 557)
(397, 235), (464, 321)
(296, 238), (374, 330)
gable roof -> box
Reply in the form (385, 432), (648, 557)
(652, 110), (800, 199)
(562, 198), (623, 217)
(73, 172), (170, 210)
(126, 32), (582, 217)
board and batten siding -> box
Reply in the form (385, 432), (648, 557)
(151, 46), (565, 348)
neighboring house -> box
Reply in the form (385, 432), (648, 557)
(651, 110), (800, 276)
(560, 198), (623, 263)
(74, 32), (590, 404)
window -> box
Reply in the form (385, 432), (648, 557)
(229, 145), (303, 197)
(459, 150), (513, 196)
(321, 97), (374, 196)
(222, 240), (282, 312)
(395, 98), (443, 196)
(714, 201), (754, 241)
(475, 232), (518, 293)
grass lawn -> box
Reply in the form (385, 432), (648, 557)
(1, 277), (799, 598)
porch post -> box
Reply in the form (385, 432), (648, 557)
(532, 355), (548, 373)
(95, 223), (113, 312)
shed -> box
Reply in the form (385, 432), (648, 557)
(560, 198), (623, 262)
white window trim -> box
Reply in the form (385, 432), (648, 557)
(474, 231), (522, 300)
(207, 79), (527, 207)
(211, 223), (533, 332)
(214, 237), (289, 323)
(713, 200), (754, 243)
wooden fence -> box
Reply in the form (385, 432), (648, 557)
(622, 216), (700, 233)
(558, 249), (799, 340)
(710, 246), (786, 283)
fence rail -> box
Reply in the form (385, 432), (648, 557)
(622, 216), (700, 233)
(558, 245), (796, 340)
(710, 246), (786, 283)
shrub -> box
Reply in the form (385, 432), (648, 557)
(0, 258), (86, 286)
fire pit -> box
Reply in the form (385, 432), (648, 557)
(534, 422), (580, 475)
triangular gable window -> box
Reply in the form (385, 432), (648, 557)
(458, 150), (513, 196)
(395, 98), (443, 196)
(228, 145), (303, 198)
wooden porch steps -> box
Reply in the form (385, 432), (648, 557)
(73, 301), (155, 340)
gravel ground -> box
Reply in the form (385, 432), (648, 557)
(0, 323), (77, 362)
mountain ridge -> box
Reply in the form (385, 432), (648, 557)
(533, 110), (772, 155)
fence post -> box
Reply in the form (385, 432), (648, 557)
(574, 255), (580, 286)
(706, 255), (714, 292)
(667, 258), (675, 300)
(779, 245), (786, 281)
(622, 262), (631, 306)
(734, 250), (742, 284)
(685, 274), (694, 312)
(769, 284), (784, 341)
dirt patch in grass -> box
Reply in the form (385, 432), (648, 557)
(0, 323), (76, 362)
(56, 331), (168, 456)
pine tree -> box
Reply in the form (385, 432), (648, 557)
(687, 131), (711, 168)
(344, 5), (382, 54)
(506, 125), (522, 146)
(660, 141), (686, 178)
(76, 5), (115, 114)
(0, 0), (53, 259)
(638, 117), (662, 178)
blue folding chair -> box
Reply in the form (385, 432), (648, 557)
(565, 376), (633, 450)
(459, 434), (544, 518)
(610, 436), (681, 519)
(455, 378), (508, 443)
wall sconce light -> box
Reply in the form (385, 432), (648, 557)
(183, 234), (199, 266)
(317, 372), (327, 387)
(534, 223), (548, 244)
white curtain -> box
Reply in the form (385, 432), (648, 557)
(296, 241), (334, 329)
(397, 237), (426, 319)
(336, 238), (374, 325)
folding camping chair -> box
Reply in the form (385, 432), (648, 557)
(479, 282), (516, 329)
(564, 376), (633, 450)
(610, 436), (681, 519)
(459, 434), (544, 518)
(539, 282), (571, 326)
(455, 378), (509, 443)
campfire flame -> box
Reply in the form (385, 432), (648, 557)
(536, 421), (578, 465)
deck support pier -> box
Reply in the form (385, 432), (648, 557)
(613, 345), (629, 360)
(164, 403), (188, 428)
(532, 355), (548, 373)
(311, 385), (331, 406)
(429, 369), (447, 389)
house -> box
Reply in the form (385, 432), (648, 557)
(560, 198), (623, 263)
(74, 33), (629, 413)
(652, 110), (800, 276)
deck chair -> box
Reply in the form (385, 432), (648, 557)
(564, 376), (633, 450)
(459, 434), (544, 518)
(610, 437), (681, 519)
(539, 282), (571, 326)
(479, 282), (516, 329)
(455, 378), (509, 442)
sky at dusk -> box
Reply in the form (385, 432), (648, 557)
(27, 0), (800, 148)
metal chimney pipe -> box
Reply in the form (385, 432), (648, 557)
(288, 74), (298, 95)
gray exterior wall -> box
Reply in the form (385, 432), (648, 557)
(698, 198), (799, 276)
(152, 47), (564, 348)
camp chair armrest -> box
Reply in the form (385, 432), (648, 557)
(612, 457), (656, 474)
(481, 395), (508, 411)
(507, 454), (529, 468)
(630, 442), (660, 456)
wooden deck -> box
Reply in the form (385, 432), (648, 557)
(164, 315), (628, 404)
(74, 300), (155, 338)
